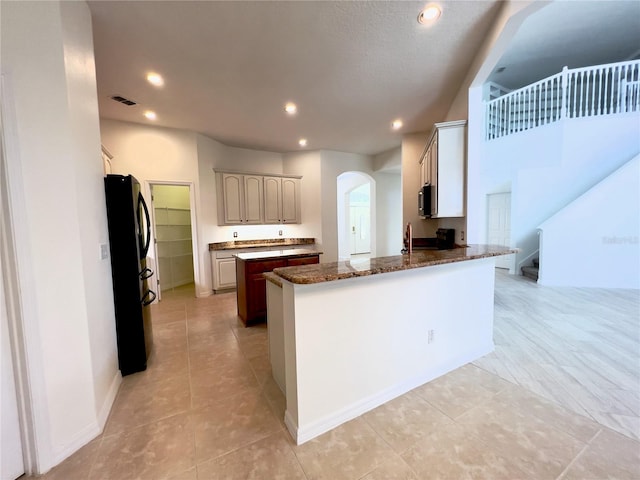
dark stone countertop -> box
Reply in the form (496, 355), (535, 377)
(209, 238), (315, 251)
(272, 245), (517, 285)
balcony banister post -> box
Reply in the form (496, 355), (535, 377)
(560, 66), (569, 119)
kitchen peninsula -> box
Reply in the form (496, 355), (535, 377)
(265, 245), (516, 445)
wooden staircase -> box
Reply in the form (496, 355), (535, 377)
(521, 258), (539, 281)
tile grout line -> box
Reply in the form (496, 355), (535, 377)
(359, 413), (422, 479)
(554, 428), (603, 480)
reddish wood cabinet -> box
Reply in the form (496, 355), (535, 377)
(236, 254), (319, 326)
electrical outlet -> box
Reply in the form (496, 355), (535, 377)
(461, 230), (465, 241)
(278, 230), (283, 236)
(233, 232), (238, 238)
(427, 329), (435, 344)
(99, 243), (109, 260)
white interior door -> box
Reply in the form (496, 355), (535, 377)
(487, 192), (512, 269)
(350, 206), (371, 255)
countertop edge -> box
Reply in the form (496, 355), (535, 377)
(263, 272), (283, 288)
(235, 249), (323, 261)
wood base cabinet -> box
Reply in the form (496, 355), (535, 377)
(236, 254), (319, 326)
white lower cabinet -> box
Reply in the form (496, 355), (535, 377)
(212, 250), (241, 292)
(215, 257), (237, 290)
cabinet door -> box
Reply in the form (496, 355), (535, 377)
(281, 177), (301, 224)
(435, 125), (465, 218)
(430, 134), (438, 216)
(243, 175), (263, 224)
(263, 176), (282, 224)
(222, 174), (243, 224)
(215, 257), (237, 289)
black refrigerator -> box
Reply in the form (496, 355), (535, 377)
(104, 174), (155, 376)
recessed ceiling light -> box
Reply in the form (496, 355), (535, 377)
(146, 72), (164, 87)
(144, 110), (157, 120)
(418, 5), (441, 23)
(391, 119), (403, 130)
(298, 138), (307, 147)
(285, 102), (297, 115)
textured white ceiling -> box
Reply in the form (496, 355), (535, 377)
(88, 0), (502, 155)
(488, 1), (640, 89)
(88, 1), (639, 156)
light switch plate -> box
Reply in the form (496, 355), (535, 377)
(100, 243), (109, 260)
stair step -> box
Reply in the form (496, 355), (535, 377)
(521, 265), (539, 281)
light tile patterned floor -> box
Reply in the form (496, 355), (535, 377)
(32, 272), (640, 479)
(475, 270), (640, 441)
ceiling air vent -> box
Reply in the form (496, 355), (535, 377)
(110, 95), (137, 106)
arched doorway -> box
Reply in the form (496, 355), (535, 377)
(337, 172), (376, 261)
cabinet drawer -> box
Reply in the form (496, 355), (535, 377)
(246, 259), (287, 274)
(287, 256), (319, 267)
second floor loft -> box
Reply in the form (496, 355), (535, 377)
(484, 59), (640, 141)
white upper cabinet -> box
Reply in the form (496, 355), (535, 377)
(264, 176), (300, 224)
(281, 177), (300, 224)
(263, 176), (282, 224)
(420, 120), (466, 218)
(243, 175), (263, 224)
(216, 171), (301, 225)
(216, 172), (264, 225)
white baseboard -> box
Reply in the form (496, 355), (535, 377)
(48, 370), (121, 471)
(290, 344), (494, 445)
(97, 370), (122, 429)
(50, 421), (101, 469)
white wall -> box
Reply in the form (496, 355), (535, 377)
(481, 114), (640, 270)
(1, 0), (118, 472)
(373, 147), (403, 255)
(373, 146), (401, 173)
(538, 155), (640, 288)
(282, 150), (324, 254)
(99, 119), (206, 293)
(374, 172), (402, 256)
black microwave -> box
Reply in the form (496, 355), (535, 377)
(418, 184), (431, 217)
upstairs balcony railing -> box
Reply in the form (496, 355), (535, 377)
(485, 60), (640, 140)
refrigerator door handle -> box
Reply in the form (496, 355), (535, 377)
(138, 192), (152, 259)
(139, 267), (154, 280)
(141, 290), (156, 306)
